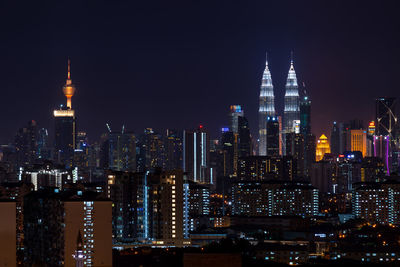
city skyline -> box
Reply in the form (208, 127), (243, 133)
(3, 2), (400, 266)
(1, 2), (399, 143)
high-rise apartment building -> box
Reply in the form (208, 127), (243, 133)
(106, 171), (148, 242)
(353, 181), (400, 225)
(149, 170), (185, 246)
(232, 180), (318, 217)
(24, 189), (112, 266)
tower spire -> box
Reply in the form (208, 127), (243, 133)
(290, 51), (294, 70)
(67, 58), (71, 81)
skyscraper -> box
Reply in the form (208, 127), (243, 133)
(299, 91), (311, 136)
(149, 170), (185, 245)
(349, 129), (367, 157)
(54, 60), (77, 168)
(283, 55), (300, 155)
(107, 171), (147, 242)
(331, 122), (340, 155)
(376, 97), (397, 137)
(238, 116), (251, 158)
(300, 89), (315, 177)
(107, 130), (136, 171)
(229, 105), (244, 134)
(14, 120), (38, 166)
(164, 129), (183, 171)
(375, 97), (399, 173)
(37, 128), (50, 160)
(183, 126), (210, 183)
(316, 134), (330, 161)
(266, 116), (279, 156)
(258, 53), (275, 156)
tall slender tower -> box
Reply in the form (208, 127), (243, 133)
(63, 59), (76, 109)
(283, 54), (300, 154)
(54, 59), (77, 168)
(258, 53), (275, 155)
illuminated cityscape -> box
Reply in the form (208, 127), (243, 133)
(1, 2), (400, 267)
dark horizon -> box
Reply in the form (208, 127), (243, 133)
(1, 1), (399, 144)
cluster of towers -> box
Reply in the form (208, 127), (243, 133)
(258, 53), (303, 156)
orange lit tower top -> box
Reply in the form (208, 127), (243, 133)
(62, 59), (76, 109)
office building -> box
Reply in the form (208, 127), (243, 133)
(14, 120), (38, 166)
(220, 129), (237, 177)
(374, 135), (391, 175)
(286, 132), (304, 177)
(316, 134), (330, 161)
(283, 56), (300, 154)
(266, 116), (279, 156)
(375, 97), (397, 137)
(331, 122), (340, 155)
(258, 53), (275, 156)
(106, 130), (136, 171)
(183, 126), (210, 183)
(237, 156), (295, 181)
(300, 92), (311, 136)
(136, 128), (165, 171)
(37, 128), (51, 160)
(349, 129), (367, 157)
(164, 129), (183, 171)
(229, 105), (244, 134)
(238, 116), (252, 158)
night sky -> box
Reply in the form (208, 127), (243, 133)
(0, 1), (399, 143)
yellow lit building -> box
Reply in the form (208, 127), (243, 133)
(316, 134), (330, 161)
(350, 129), (367, 157)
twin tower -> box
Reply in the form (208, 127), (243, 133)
(258, 54), (300, 156)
